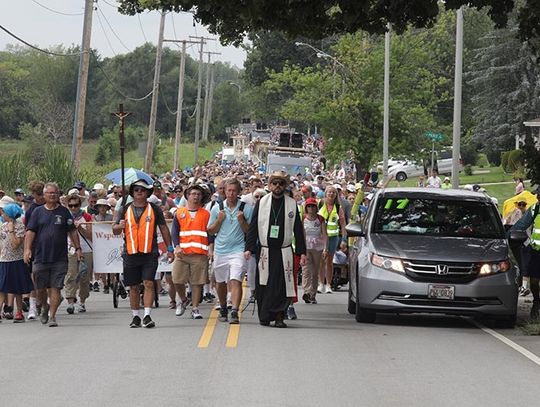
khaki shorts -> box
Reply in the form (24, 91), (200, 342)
(172, 254), (208, 285)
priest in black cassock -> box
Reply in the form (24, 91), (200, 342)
(244, 170), (307, 328)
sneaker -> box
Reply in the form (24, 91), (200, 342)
(27, 307), (37, 320)
(169, 301), (177, 310)
(214, 303), (222, 310)
(103, 287), (110, 294)
(78, 304), (86, 313)
(66, 303), (75, 315)
(191, 309), (203, 319)
(302, 293), (311, 304)
(204, 293), (214, 303)
(36, 303), (42, 316)
(118, 285), (128, 299)
(93, 282), (100, 292)
(325, 285), (333, 294)
(248, 295), (256, 304)
(159, 288), (168, 296)
(287, 305), (297, 320)
(230, 310), (240, 324)
(311, 297), (317, 304)
(40, 305), (49, 324)
(175, 298), (189, 316)
(13, 311), (25, 323)
(218, 307), (228, 322)
(317, 283), (323, 293)
(48, 317), (58, 327)
(129, 315), (141, 328)
(142, 315), (155, 328)
(22, 298), (30, 312)
(520, 287), (531, 297)
(227, 301), (233, 310)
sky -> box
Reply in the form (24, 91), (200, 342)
(0, 0), (247, 68)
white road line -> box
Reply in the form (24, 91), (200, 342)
(471, 320), (540, 367)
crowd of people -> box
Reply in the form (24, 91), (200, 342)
(1, 148), (540, 327)
(0, 153), (376, 329)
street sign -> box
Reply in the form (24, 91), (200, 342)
(424, 131), (444, 142)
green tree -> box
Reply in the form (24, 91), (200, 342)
(117, 0), (537, 50)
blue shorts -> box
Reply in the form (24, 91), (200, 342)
(327, 236), (339, 253)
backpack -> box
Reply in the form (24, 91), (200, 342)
(218, 200), (246, 212)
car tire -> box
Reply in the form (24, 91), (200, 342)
(395, 172), (407, 182)
(494, 313), (517, 329)
(355, 275), (376, 323)
(348, 284), (356, 315)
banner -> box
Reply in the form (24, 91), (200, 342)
(92, 222), (173, 274)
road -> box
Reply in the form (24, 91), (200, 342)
(2, 286), (540, 407)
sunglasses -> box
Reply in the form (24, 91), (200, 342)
(517, 202), (527, 207)
(133, 187), (147, 193)
(68, 204), (80, 208)
(272, 180), (285, 186)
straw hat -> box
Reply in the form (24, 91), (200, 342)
(268, 170), (290, 185)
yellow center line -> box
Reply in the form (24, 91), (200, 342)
(197, 307), (219, 348)
(225, 285), (249, 348)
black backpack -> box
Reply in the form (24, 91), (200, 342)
(218, 200), (246, 212)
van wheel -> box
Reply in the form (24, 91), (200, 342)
(495, 313), (517, 329)
(355, 305), (376, 323)
(348, 285), (356, 314)
(355, 278), (376, 323)
(395, 172), (407, 182)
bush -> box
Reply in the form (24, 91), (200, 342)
(95, 125), (145, 165)
(33, 145), (81, 193)
(507, 149), (524, 172)
(18, 122), (51, 165)
(0, 153), (29, 192)
(460, 143), (479, 166)
(464, 164), (473, 176)
(476, 153), (489, 168)
(500, 151), (510, 173)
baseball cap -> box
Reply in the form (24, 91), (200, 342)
(74, 181), (86, 189)
(15, 188), (24, 195)
(346, 184), (356, 193)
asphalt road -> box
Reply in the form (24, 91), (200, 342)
(2, 286), (540, 407)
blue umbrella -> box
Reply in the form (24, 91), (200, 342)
(105, 168), (153, 185)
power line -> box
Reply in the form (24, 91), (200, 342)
(96, 5), (132, 52)
(137, 14), (148, 42)
(31, 0), (84, 16)
(91, 51), (155, 101)
(94, 7), (117, 56)
(100, 0), (118, 8)
(170, 12), (178, 40)
(0, 24), (82, 57)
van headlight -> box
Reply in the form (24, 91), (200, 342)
(371, 253), (405, 273)
(477, 260), (511, 277)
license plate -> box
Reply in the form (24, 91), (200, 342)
(428, 284), (455, 300)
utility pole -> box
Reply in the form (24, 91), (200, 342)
(71, 0), (94, 170)
(205, 63), (216, 142)
(382, 24), (391, 181)
(202, 51), (220, 142)
(144, 11), (166, 173)
(451, 7), (464, 189)
(163, 39), (199, 170)
(189, 36), (215, 163)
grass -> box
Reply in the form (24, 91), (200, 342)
(0, 138), (220, 192)
(385, 165), (535, 212)
(519, 321), (540, 335)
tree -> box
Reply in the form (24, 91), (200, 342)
(117, 0), (539, 53)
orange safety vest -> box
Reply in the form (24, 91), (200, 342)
(125, 203), (156, 255)
(175, 207), (210, 255)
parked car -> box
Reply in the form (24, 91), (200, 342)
(388, 150), (462, 182)
(346, 187), (519, 327)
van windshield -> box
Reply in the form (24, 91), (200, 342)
(373, 197), (504, 238)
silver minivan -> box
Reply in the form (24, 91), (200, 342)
(346, 188), (519, 326)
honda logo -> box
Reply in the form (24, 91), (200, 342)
(436, 265), (449, 275)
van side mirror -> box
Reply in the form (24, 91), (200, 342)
(346, 222), (365, 237)
(508, 230), (528, 243)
